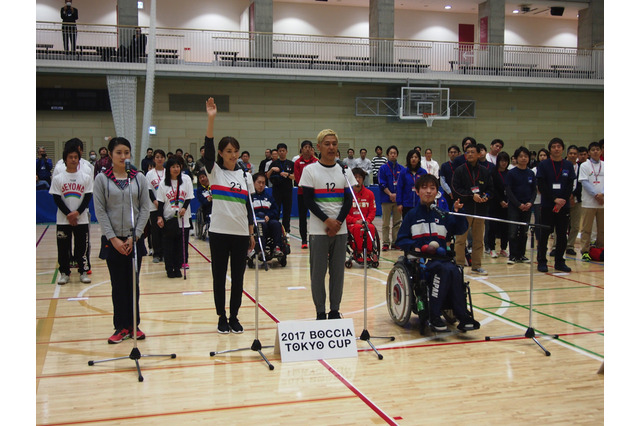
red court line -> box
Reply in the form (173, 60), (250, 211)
(191, 241), (398, 425)
(36, 225), (50, 247)
(37, 394), (358, 426)
(544, 272), (604, 289)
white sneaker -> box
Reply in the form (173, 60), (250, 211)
(80, 273), (91, 283)
(490, 250), (498, 258)
(499, 250), (509, 258)
(58, 273), (70, 285)
(471, 267), (488, 276)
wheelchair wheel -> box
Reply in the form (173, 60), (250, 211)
(279, 255), (287, 267)
(386, 260), (414, 326)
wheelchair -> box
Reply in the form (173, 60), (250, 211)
(345, 223), (381, 269)
(194, 206), (210, 241)
(247, 219), (290, 269)
(386, 249), (477, 335)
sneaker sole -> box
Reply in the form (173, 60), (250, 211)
(230, 329), (243, 334)
(217, 329), (230, 334)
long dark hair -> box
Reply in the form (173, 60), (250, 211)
(107, 137), (130, 154)
(405, 149), (421, 172)
(217, 136), (241, 170)
(164, 157), (184, 186)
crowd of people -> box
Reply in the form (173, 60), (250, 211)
(38, 104), (604, 342)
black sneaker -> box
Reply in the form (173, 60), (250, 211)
(174, 269), (182, 278)
(228, 317), (243, 334)
(566, 249), (577, 255)
(554, 263), (572, 273)
(430, 316), (448, 332)
(537, 262), (548, 272)
(457, 318), (480, 332)
(328, 310), (342, 319)
(316, 312), (327, 320)
(217, 316), (230, 334)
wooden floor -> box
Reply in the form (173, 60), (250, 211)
(36, 218), (604, 425)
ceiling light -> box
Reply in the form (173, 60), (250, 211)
(444, 5), (452, 10)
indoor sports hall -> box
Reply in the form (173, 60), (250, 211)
(34, 1), (613, 424)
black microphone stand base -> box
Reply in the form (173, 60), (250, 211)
(485, 328), (558, 357)
(210, 340), (275, 370)
(88, 345), (177, 382)
(357, 329), (395, 360)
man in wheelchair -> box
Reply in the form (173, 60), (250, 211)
(395, 174), (480, 332)
(251, 172), (284, 257)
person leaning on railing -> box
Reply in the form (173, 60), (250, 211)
(60, 0), (78, 54)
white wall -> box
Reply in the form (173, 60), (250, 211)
(36, 0), (578, 47)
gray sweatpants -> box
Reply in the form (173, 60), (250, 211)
(309, 233), (348, 314)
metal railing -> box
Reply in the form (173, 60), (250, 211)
(36, 22), (604, 80)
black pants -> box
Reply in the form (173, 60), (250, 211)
(297, 193), (309, 244)
(62, 25), (77, 53)
(209, 232), (249, 319)
(424, 260), (469, 321)
(162, 217), (188, 274)
(273, 186), (292, 233)
(56, 224), (89, 274)
(537, 206), (570, 266)
(103, 237), (146, 330)
(508, 205), (533, 260)
(149, 211), (164, 259)
(485, 204), (508, 251)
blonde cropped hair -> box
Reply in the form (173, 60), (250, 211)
(316, 129), (338, 145)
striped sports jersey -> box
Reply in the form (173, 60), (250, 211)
(299, 161), (357, 235)
(205, 162), (254, 236)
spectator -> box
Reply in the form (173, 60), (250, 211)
(535, 138), (575, 273)
(88, 150), (98, 166)
(156, 157), (194, 278)
(579, 141), (604, 261)
(421, 148), (439, 178)
(486, 139), (504, 165)
(61, 0), (79, 55)
(531, 148), (548, 242)
(378, 145), (404, 251)
(266, 143), (295, 233)
(505, 146), (537, 264)
(141, 148), (154, 174)
(299, 129), (356, 320)
(251, 172), (284, 256)
(258, 148), (272, 173)
(146, 149), (166, 263)
(485, 151), (510, 258)
(94, 146), (112, 177)
(396, 149), (428, 219)
(294, 140), (318, 249)
(344, 148), (358, 169)
(353, 148), (373, 186)
(550, 145), (582, 256)
(237, 150), (253, 174)
(452, 143), (494, 275)
(371, 145), (387, 185)
(37, 146), (54, 186)
(50, 142), (93, 284)
(439, 144), (461, 211)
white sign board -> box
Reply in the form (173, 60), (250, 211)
(276, 319), (358, 363)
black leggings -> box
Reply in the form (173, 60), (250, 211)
(209, 232), (249, 319)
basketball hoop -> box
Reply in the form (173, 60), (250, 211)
(422, 112), (437, 127)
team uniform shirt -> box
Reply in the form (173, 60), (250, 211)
(49, 169), (94, 225)
(396, 167), (428, 210)
(294, 155), (318, 194)
(205, 162), (255, 236)
(156, 178), (194, 228)
(421, 158), (440, 178)
(145, 168), (165, 212)
(395, 202), (468, 251)
(378, 161), (405, 204)
(578, 159), (604, 209)
(251, 191), (278, 221)
(299, 162), (357, 236)
(346, 186), (376, 225)
(505, 167), (537, 205)
(535, 159), (576, 210)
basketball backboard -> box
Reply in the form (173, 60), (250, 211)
(399, 87), (450, 122)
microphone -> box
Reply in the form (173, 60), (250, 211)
(430, 203), (447, 218)
(124, 159), (132, 175)
(336, 159), (348, 170)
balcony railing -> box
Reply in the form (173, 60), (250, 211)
(36, 22), (604, 81)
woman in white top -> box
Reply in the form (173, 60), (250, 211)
(146, 149), (166, 263)
(203, 97), (255, 334)
(156, 157), (194, 278)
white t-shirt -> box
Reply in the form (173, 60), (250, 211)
(156, 178), (194, 228)
(205, 163), (255, 236)
(146, 168), (165, 212)
(299, 162), (357, 236)
(578, 159), (604, 209)
(49, 169), (94, 225)
(421, 158), (440, 178)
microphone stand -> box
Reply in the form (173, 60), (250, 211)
(210, 171), (275, 370)
(340, 164), (394, 360)
(89, 163), (177, 381)
(433, 206), (558, 356)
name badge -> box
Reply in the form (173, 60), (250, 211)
(552, 183), (561, 190)
(471, 186), (480, 194)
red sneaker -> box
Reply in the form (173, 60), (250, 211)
(108, 328), (130, 344)
(130, 328), (146, 340)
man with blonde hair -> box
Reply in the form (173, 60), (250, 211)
(300, 129), (357, 320)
